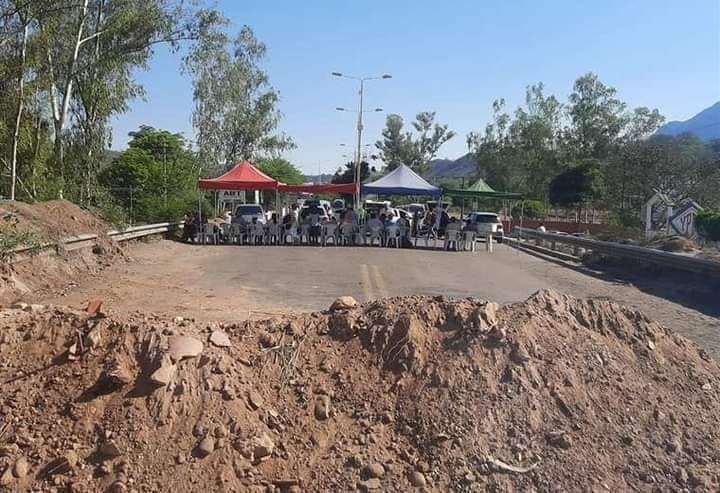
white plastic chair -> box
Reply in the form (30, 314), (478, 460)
(199, 223), (218, 245)
(462, 230), (476, 252)
(266, 223), (280, 245)
(220, 223), (232, 244)
(385, 225), (401, 248)
(322, 223), (338, 246)
(444, 229), (462, 251)
(367, 226), (384, 246)
(252, 223), (266, 245)
(339, 223), (356, 246)
(284, 223), (300, 245)
(300, 224), (311, 245)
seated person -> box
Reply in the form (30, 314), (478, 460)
(366, 214), (383, 231)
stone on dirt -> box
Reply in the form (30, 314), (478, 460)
(13, 457), (29, 478)
(209, 330), (232, 348)
(314, 395), (331, 420)
(167, 335), (203, 362)
(252, 433), (274, 459)
(409, 470), (426, 487)
(358, 478), (382, 491)
(329, 296), (358, 311)
(197, 437), (215, 457)
(247, 390), (264, 410)
(150, 359), (176, 386)
(362, 463), (385, 479)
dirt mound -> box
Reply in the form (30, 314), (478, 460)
(0, 200), (121, 305)
(1, 291), (719, 492)
(0, 199), (111, 240)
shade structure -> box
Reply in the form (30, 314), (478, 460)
(278, 182), (357, 194)
(198, 160), (280, 190)
(466, 178), (496, 193)
(442, 178), (522, 200)
(362, 164), (441, 197)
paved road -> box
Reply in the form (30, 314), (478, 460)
(35, 239), (720, 357)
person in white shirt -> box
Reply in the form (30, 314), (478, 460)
(537, 222), (547, 233)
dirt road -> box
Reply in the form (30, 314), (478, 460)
(33, 239), (720, 357)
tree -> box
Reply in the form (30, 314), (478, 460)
(184, 23), (294, 174)
(257, 158), (304, 185)
(331, 160), (375, 184)
(549, 161), (604, 214)
(101, 126), (200, 222)
(375, 111), (455, 174)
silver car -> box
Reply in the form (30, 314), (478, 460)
(465, 212), (504, 242)
(234, 204), (267, 225)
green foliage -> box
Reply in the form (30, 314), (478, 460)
(184, 23), (294, 173)
(101, 126), (201, 223)
(331, 161), (375, 185)
(257, 158), (304, 185)
(513, 200), (546, 219)
(696, 209), (720, 241)
(375, 112), (455, 174)
(549, 161), (604, 208)
(0, 220), (43, 262)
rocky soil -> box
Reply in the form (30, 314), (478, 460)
(0, 199), (122, 304)
(1, 290), (719, 492)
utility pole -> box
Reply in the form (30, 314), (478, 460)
(332, 72), (392, 210)
(163, 143), (168, 208)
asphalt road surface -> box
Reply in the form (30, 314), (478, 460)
(36, 239), (720, 357)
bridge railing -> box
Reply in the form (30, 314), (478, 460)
(513, 227), (720, 276)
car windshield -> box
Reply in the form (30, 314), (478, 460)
(237, 205), (262, 215)
(473, 214), (499, 223)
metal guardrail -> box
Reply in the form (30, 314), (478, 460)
(514, 227), (720, 275)
(6, 222), (179, 263)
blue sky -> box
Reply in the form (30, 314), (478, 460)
(111, 0), (720, 175)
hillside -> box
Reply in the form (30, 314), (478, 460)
(426, 153), (477, 179)
(656, 101), (720, 141)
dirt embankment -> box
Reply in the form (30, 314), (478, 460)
(1, 290), (718, 492)
(0, 200), (122, 305)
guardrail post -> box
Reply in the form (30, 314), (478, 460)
(486, 233), (493, 252)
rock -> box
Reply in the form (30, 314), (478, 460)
(209, 330), (232, 348)
(197, 437), (215, 458)
(86, 329), (102, 348)
(362, 463), (385, 479)
(546, 431), (572, 449)
(99, 440), (123, 459)
(329, 296), (358, 311)
(11, 302), (28, 310)
(247, 390), (264, 410)
(253, 433), (274, 459)
(486, 325), (506, 344)
(510, 343), (531, 365)
(13, 457), (29, 478)
(109, 480), (128, 492)
(101, 358), (134, 388)
(167, 335), (203, 362)
(314, 395), (331, 420)
(701, 382), (712, 391)
(214, 424), (229, 438)
(150, 359), (176, 386)
(358, 478), (382, 491)
(416, 461), (430, 473)
(676, 467), (689, 484)
(42, 451), (78, 477)
(409, 471), (426, 487)
(0, 466), (14, 486)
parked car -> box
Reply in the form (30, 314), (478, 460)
(465, 211), (504, 242)
(234, 204), (267, 225)
(300, 202), (330, 223)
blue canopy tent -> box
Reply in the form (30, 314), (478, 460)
(362, 164), (442, 197)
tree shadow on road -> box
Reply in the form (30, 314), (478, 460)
(514, 246), (720, 319)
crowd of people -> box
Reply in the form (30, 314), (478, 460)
(181, 202), (501, 249)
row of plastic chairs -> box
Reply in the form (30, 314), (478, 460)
(194, 222), (409, 248)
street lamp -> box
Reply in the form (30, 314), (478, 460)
(332, 71), (392, 208)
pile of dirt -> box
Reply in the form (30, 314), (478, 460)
(1, 291), (719, 492)
(0, 199), (112, 240)
(0, 200), (121, 305)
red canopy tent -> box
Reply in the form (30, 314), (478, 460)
(198, 160), (280, 190)
(278, 182), (357, 194)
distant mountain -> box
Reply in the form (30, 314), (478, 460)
(656, 102), (720, 141)
(426, 153), (477, 179)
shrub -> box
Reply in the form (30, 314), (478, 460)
(513, 200), (546, 219)
(696, 209), (720, 241)
(0, 220), (43, 262)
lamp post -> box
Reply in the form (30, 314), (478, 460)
(332, 72), (391, 208)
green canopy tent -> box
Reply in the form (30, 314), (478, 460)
(442, 180), (525, 231)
